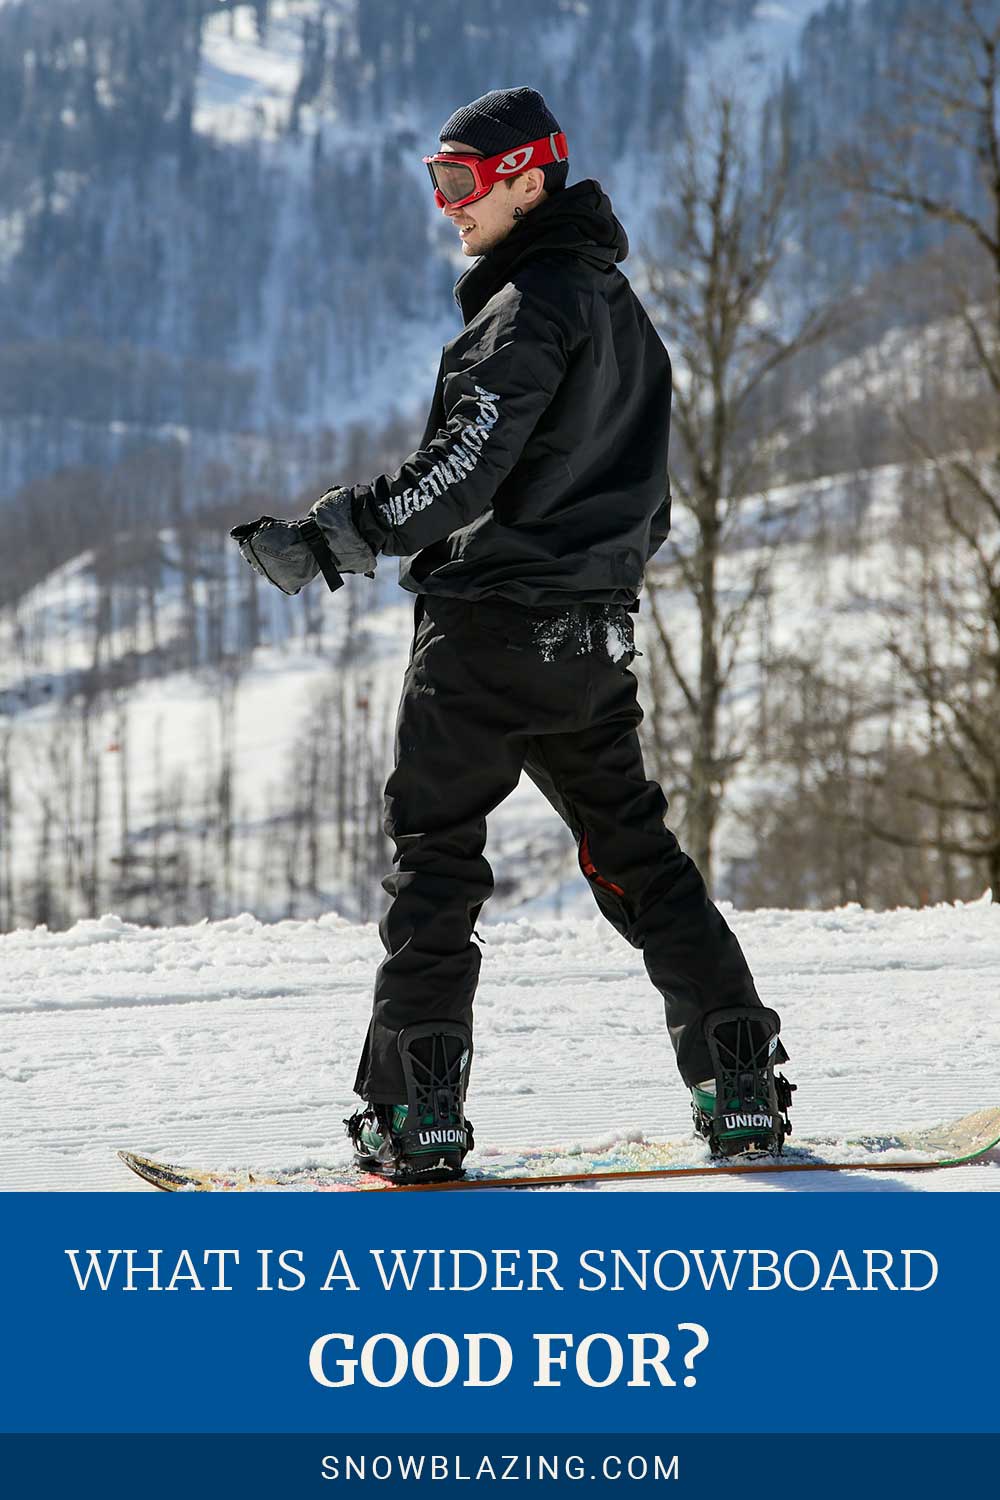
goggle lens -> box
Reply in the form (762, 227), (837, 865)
(427, 159), (478, 204)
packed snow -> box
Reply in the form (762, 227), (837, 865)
(1, 897), (997, 1192)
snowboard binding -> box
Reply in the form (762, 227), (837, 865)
(347, 1022), (474, 1183)
(693, 1006), (795, 1159)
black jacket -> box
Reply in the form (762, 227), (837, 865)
(348, 178), (672, 607)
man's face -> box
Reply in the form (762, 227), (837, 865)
(437, 139), (543, 257)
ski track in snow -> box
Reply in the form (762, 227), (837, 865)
(1, 901), (998, 1193)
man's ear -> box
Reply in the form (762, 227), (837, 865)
(519, 166), (547, 205)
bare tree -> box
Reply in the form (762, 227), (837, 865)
(837, 0), (1000, 899)
(80, 696), (104, 918)
(860, 476), (1000, 897)
(642, 90), (840, 891)
(213, 658), (242, 914)
(0, 727), (13, 929)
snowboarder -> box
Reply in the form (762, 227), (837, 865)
(232, 87), (794, 1181)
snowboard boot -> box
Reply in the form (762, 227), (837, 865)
(345, 1022), (474, 1183)
(691, 1006), (796, 1159)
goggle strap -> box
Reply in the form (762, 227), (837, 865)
(424, 133), (569, 174)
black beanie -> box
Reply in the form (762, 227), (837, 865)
(439, 86), (563, 158)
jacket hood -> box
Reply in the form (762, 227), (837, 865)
(454, 178), (628, 323)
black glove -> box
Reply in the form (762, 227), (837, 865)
(230, 515), (344, 595)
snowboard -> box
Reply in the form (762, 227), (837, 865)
(118, 1106), (1000, 1192)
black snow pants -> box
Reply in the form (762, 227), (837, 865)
(354, 593), (776, 1102)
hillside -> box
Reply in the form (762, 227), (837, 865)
(0, 0), (995, 931)
(0, 0), (976, 501)
(0, 450), (968, 930)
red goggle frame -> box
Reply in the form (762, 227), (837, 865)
(423, 131), (569, 210)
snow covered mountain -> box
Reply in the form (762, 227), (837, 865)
(0, 0), (968, 501)
(0, 0), (993, 934)
(0, 448), (961, 932)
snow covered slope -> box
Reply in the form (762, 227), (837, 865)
(2, 898), (997, 1192)
(0, 452), (970, 929)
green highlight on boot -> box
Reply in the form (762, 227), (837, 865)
(358, 1104), (409, 1154)
(360, 1103), (453, 1158)
(691, 1082), (769, 1144)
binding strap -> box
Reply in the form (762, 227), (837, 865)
(296, 517), (344, 593)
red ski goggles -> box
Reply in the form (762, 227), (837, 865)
(423, 132), (569, 210)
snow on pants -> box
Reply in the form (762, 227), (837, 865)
(354, 593), (774, 1102)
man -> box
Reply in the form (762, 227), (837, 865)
(232, 87), (794, 1182)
